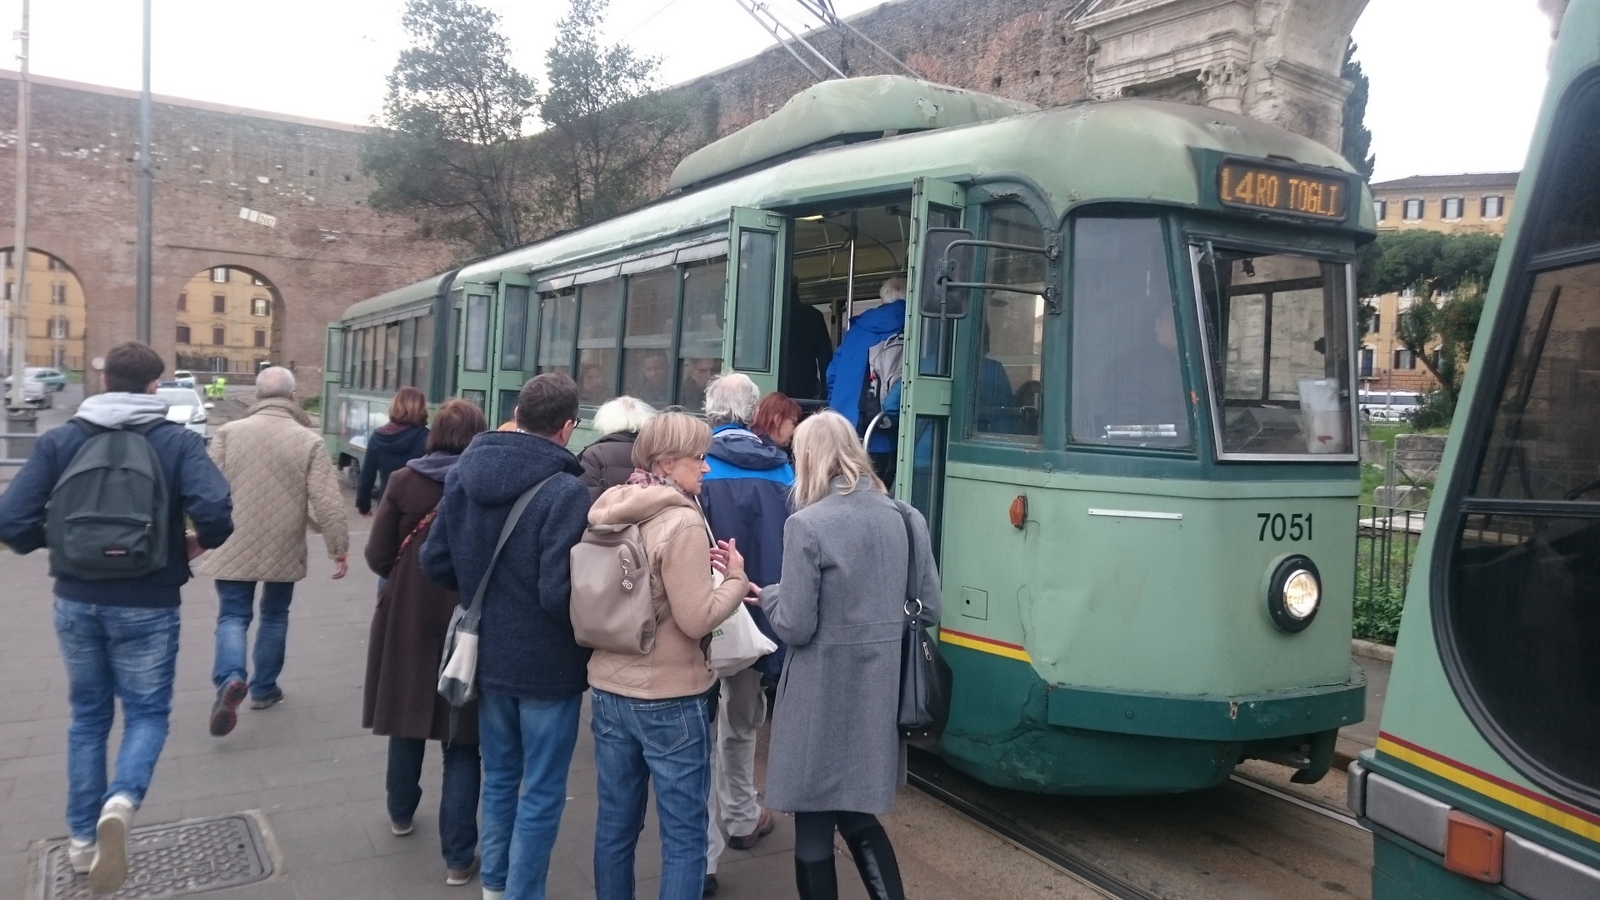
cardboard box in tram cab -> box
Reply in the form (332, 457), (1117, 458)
(1298, 378), (1345, 454)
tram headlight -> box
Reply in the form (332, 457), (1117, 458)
(1266, 555), (1321, 633)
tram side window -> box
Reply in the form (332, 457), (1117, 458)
(970, 204), (1045, 443)
(464, 292), (491, 373)
(1531, 79), (1600, 253)
(576, 278), (623, 405)
(397, 318), (416, 388)
(344, 330), (357, 387)
(413, 315), (433, 390)
(680, 258), (727, 412)
(538, 289), (577, 377)
(733, 230), (776, 371)
(383, 322), (400, 391)
(501, 285), (530, 371)
(1071, 218), (1188, 448)
(622, 268), (677, 407)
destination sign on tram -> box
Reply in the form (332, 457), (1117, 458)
(1217, 160), (1350, 222)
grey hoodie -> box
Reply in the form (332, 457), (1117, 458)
(74, 392), (169, 429)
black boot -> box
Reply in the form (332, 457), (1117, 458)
(794, 856), (838, 900)
(843, 825), (905, 900)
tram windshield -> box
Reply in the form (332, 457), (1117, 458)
(1194, 245), (1355, 458)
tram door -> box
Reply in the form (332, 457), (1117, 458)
(897, 177), (967, 556)
(453, 281), (497, 415)
(491, 276), (533, 426)
(725, 207), (789, 396)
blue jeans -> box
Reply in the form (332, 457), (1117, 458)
(478, 690), (581, 898)
(211, 580), (294, 700)
(590, 688), (713, 900)
(387, 737), (482, 870)
(53, 599), (180, 840)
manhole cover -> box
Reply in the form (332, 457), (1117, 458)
(36, 813), (274, 899)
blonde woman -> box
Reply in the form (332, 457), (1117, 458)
(751, 411), (941, 900)
(585, 411), (751, 900)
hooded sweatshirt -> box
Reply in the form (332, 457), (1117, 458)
(0, 391), (234, 607)
(826, 299), (906, 453)
(586, 482), (749, 700)
(357, 422), (429, 514)
(419, 431), (593, 698)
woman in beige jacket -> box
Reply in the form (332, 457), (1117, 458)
(585, 411), (749, 900)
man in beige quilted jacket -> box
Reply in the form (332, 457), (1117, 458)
(196, 366), (350, 737)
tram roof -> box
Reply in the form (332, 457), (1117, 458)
(340, 271), (452, 322)
(451, 97), (1373, 287)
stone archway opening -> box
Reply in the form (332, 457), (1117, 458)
(1, 247), (88, 373)
(174, 265), (283, 382)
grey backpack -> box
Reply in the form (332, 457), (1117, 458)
(48, 421), (170, 580)
(569, 511), (671, 655)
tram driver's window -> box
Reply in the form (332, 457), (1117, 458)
(1070, 218), (1188, 448)
(679, 257), (728, 411)
(970, 205), (1045, 443)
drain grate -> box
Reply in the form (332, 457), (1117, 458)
(36, 813), (274, 900)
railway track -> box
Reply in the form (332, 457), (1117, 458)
(907, 748), (1371, 900)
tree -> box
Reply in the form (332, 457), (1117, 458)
(1341, 41), (1376, 179)
(538, 0), (692, 228)
(1358, 230), (1501, 404)
(363, 0), (539, 254)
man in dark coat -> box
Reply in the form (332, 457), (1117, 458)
(697, 374), (793, 887)
(419, 374), (591, 900)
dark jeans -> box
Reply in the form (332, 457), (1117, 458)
(211, 580), (294, 700)
(53, 599), (180, 839)
(386, 737), (482, 870)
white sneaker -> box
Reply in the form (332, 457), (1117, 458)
(66, 838), (95, 874)
(483, 889), (505, 900)
(90, 794), (136, 893)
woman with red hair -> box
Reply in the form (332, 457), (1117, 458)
(750, 391), (802, 452)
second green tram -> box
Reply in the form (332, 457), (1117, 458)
(328, 76), (1374, 794)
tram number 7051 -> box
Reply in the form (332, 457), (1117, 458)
(1257, 512), (1312, 542)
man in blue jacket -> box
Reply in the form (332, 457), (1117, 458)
(420, 373), (591, 900)
(696, 373), (792, 891)
(0, 341), (233, 892)
(826, 276), (908, 487)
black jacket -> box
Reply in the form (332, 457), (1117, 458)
(419, 431), (592, 699)
(357, 423), (429, 514)
(577, 431), (638, 502)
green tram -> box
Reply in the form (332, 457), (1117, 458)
(1348, 1), (1600, 896)
(327, 76), (1374, 794)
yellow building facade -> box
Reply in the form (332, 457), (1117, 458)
(2, 249), (88, 372)
(1362, 172), (1519, 392)
(174, 267), (277, 375)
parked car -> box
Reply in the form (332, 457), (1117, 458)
(172, 369), (197, 389)
(1358, 390), (1423, 422)
(4, 366), (66, 391)
(3, 369), (56, 408)
(157, 386), (212, 439)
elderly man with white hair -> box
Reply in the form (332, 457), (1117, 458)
(197, 366), (350, 737)
(697, 373), (793, 893)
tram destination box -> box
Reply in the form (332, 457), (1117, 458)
(1190, 149), (1357, 223)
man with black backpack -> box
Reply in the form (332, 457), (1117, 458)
(0, 341), (233, 893)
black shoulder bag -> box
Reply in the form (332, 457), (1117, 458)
(895, 504), (952, 742)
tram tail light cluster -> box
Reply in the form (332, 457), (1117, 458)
(1445, 810), (1505, 883)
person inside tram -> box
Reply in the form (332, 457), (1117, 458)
(679, 357), (721, 411)
(636, 350), (672, 407)
(1096, 303), (1187, 444)
(779, 277), (834, 401)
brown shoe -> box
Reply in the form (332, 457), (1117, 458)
(727, 808), (774, 851)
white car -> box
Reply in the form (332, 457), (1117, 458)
(2, 370), (52, 408)
(157, 387), (211, 439)
(1358, 390), (1423, 422)
(172, 370), (197, 389)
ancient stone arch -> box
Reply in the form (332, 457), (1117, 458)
(173, 263), (286, 379)
(0, 246), (88, 371)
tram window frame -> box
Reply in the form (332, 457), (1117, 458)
(678, 257), (728, 412)
(621, 267), (679, 408)
(575, 277), (624, 406)
(501, 284), (530, 371)
(463, 292), (492, 373)
(965, 202), (1051, 446)
(413, 314), (433, 391)
(537, 288), (578, 377)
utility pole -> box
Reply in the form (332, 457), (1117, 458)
(9, 0), (29, 408)
(136, 0), (152, 344)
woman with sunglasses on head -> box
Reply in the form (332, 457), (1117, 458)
(585, 411), (751, 900)
(749, 411), (942, 900)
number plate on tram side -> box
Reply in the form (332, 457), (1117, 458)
(1257, 512), (1314, 542)
(1217, 159), (1350, 222)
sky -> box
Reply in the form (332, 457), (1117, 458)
(0, 0), (1559, 184)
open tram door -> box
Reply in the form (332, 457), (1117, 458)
(451, 281), (498, 416)
(896, 177), (967, 556)
(725, 208), (789, 397)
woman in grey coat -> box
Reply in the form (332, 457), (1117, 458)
(752, 411), (941, 900)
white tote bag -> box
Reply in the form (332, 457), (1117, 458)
(708, 603), (777, 677)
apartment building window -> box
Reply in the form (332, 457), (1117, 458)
(1483, 195), (1505, 219)
(251, 275), (266, 286)
(3, 281), (10, 300)
(1372, 312), (1382, 334)
(176, 324), (191, 344)
(253, 329), (266, 348)
(210, 356), (229, 372)
(252, 296), (269, 317)
(1442, 197), (1464, 220)
(1374, 199), (1387, 221)
(177, 292), (187, 311)
(1404, 198), (1424, 220)
(213, 295), (226, 313)
(1394, 348), (1417, 370)
(51, 283), (65, 304)
(0, 250), (10, 270)
(1397, 311), (1412, 335)
(212, 327), (225, 346)
(50, 317), (68, 339)
(211, 267), (228, 283)
(48, 257), (63, 271)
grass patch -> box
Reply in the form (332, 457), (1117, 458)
(1353, 521), (1420, 645)
(300, 396), (322, 414)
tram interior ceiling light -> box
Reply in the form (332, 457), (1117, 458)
(1265, 555), (1321, 632)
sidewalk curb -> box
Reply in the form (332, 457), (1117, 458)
(1351, 639), (1395, 663)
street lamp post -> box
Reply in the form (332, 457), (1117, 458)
(8, 0), (30, 409)
(136, 0), (152, 345)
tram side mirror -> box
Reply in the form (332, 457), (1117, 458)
(920, 227), (975, 319)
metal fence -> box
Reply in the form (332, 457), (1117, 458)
(1354, 503), (1423, 644)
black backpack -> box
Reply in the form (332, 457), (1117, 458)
(47, 421), (171, 580)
